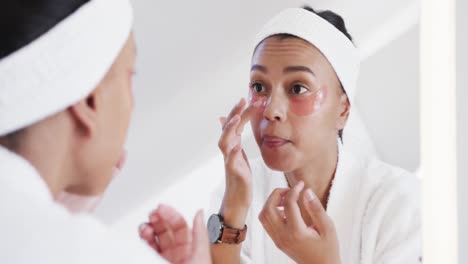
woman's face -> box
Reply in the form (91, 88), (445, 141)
(74, 34), (136, 195)
(249, 36), (349, 172)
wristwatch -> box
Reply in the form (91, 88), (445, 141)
(207, 214), (247, 244)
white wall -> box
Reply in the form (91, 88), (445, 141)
(457, 0), (468, 261)
(357, 25), (420, 171)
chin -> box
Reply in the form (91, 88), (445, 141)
(79, 169), (114, 196)
(260, 150), (298, 172)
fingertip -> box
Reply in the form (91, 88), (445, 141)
(148, 208), (159, 222)
(138, 223), (154, 239)
(198, 209), (205, 221)
(138, 223), (147, 233)
(239, 97), (247, 107)
(196, 209), (206, 227)
(304, 188), (317, 203)
(295, 181), (305, 192)
(253, 100), (262, 108)
(219, 117), (226, 125)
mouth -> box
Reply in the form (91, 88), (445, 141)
(262, 135), (291, 149)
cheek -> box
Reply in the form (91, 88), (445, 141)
(289, 86), (328, 116)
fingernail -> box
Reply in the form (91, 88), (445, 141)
(305, 189), (316, 202)
(253, 100), (262, 108)
(296, 181), (305, 191)
(139, 223), (147, 232)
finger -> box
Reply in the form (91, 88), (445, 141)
(223, 98), (246, 129)
(303, 188), (334, 237)
(224, 144), (243, 173)
(259, 189), (288, 245)
(219, 117), (227, 127)
(150, 205), (191, 250)
(138, 223), (161, 252)
(158, 225), (191, 250)
(218, 115), (241, 156)
(161, 244), (191, 264)
(235, 100), (262, 135)
(190, 210), (211, 263)
(283, 181), (307, 231)
(153, 204), (190, 233)
(260, 188), (289, 230)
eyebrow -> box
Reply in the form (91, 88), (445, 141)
(250, 64), (268, 73)
(284, 66), (316, 76)
(250, 64), (316, 77)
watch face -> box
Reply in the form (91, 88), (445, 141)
(207, 214), (222, 243)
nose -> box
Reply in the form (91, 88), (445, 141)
(263, 93), (287, 122)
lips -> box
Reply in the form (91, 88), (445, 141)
(262, 135), (290, 149)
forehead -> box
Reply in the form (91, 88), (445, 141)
(252, 36), (328, 67)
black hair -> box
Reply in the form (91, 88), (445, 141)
(0, 0), (89, 148)
(0, 0), (90, 59)
(264, 6), (354, 143)
(302, 6), (353, 43)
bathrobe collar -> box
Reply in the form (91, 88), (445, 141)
(0, 146), (53, 203)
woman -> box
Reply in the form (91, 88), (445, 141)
(206, 7), (421, 264)
(0, 0), (210, 263)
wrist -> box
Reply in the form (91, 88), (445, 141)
(219, 205), (249, 229)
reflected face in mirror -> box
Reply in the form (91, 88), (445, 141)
(249, 36), (350, 172)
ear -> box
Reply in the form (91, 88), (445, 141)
(69, 91), (99, 137)
(336, 92), (350, 130)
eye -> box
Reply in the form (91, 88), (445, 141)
(251, 82), (266, 93)
(291, 84), (309, 95)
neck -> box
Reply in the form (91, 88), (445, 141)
(285, 141), (338, 208)
(6, 117), (76, 198)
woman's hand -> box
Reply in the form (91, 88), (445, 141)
(139, 204), (211, 264)
(218, 98), (260, 228)
(259, 182), (341, 264)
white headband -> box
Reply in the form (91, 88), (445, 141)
(254, 8), (360, 104)
(0, 0), (133, 136)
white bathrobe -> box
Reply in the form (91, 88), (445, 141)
(211, 143), (421, 264)
(0, 146), (166, 264)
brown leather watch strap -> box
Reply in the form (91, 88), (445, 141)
(220, 224), (247, 244)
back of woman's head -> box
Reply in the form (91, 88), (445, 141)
(0, 0), (90, 59)
(302, 6), (353, 43)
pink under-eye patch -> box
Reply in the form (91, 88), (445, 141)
(289, 86), (327, 116)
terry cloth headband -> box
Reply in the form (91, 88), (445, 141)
(0, 0), (133, 136)
(254, 8), (360, 104)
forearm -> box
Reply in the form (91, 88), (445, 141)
(210, 206), (248, 264)
(211, 243), (242, 264)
